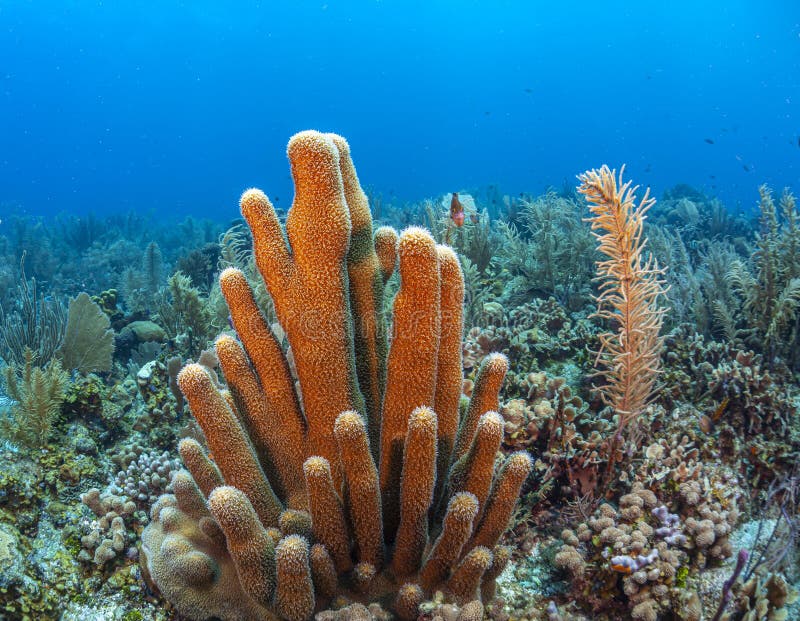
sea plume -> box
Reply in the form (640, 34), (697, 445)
(578, 165), (668, 447)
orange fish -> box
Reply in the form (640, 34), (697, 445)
(450, 192), (465, 227)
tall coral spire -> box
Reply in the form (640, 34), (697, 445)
(390, 406), (438, 577)
(302, 456), (352, 573)
(469, 451), (532, 550)
(241, 132), (363, 485)
(433, 245), (465, 505)
(207, 486), (277, 608)
(452, 353), (508, 462)
(577, 165), (667, 444)
(329, 134), (395, 452)
(334, 411), (384, 569)
(379, 227), (441, 535)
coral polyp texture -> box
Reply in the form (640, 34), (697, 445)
(140, 131), (531, 621)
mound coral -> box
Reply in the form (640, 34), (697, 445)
(140, 131), (530, 621)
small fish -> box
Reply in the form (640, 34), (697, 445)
(699, 414), (714, 434)
(524, 88), (533, 93)
(743, 164), (750, 172)
(797, 135), (800, 148)
(709, 174), (716, 179)
(450, 193), (465, 227)
(470, 213), (479, 224)
(704, 138), (714, 144)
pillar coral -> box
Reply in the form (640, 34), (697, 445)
(141, 130), (531, 621)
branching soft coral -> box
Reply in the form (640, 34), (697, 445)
(495, 191), (596, 309)
(1, 347), (68, 448)
(728, 185), (800, 368)
(577, 166), (668, 446)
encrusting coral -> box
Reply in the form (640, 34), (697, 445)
(140, 131), (531, 621)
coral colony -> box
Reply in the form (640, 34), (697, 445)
(0, 131), (799, 621)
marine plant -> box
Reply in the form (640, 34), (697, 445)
(495, 190), (596, 309)
(424, 194), (501, 276)
(460, 255), (492, 329)
(4, 213), (58, 281)
(216, 222), (276, 327)
(140, 131), (531, 621)
(652, 184), (750, 243)
(118, 240), (165, 315)
(142, 241), (164, 295)
(1, 347), (69, 448)
(153, 271), (214, 356)
(55, 212), (105, 253)
(577, 166), (668, 468)
(457, 209), (499, 276)
(727, 185), (800, 368)
(176, 242), (221, 291)
(0, 259), (67, 367)
(647, 226), (703, 330)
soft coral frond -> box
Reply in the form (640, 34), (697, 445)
(578, 165), (668, 435)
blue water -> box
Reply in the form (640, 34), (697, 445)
(1, 1), (798, 219)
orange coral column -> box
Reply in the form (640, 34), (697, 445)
(329, 134), (395, 452)
(177, 364), (283, 527)
(379, 227), (441, 535)
(215, 334), (307, 509)
(241, 131), (365, 485)
(433, 245), (465, 506)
